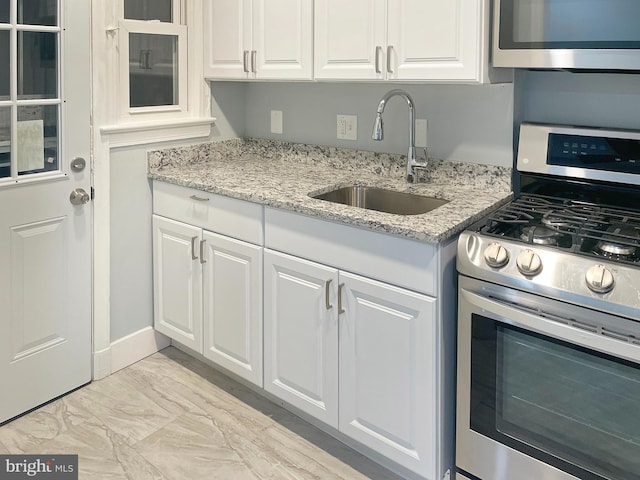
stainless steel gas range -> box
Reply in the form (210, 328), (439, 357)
(456, 123), (640, 480)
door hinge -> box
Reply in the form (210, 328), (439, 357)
(91, 186), (95, 200)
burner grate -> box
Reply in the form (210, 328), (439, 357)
(476, 194), (640, 264)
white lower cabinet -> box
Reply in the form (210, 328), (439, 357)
(263, 250), (339, 427)
(202, 231), (263, 386)
(152, 209), (263, 387)
(339, 271), (437, 479)
(153, 215), (203, 354)
(264, 249), (438, 478)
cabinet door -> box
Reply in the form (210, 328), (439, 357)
(314, 0), (386, 80)
(264, 250), (339, 427)
(202, 231), (263, 387)
(252, 0), (313, 79)
(339, 271), (438, 478)
(387, 0), (482, 81)
(152, 215), (203, 353)
(204, 0), (253, 79)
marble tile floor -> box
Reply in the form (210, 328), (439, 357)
(0, 347), (404, 480)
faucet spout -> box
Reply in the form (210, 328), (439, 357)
(371, 89), (427, 183)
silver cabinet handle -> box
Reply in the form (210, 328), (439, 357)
(387, 45), (394, 74)
(191, 236), (198, 261)
(199, 239), (207, 264)
(251, 50), (257, 73)
(243, 50), (250, 73)
(338, 283), (346, 314)
(375, 46), (382, 74)
(190, 194), (209, 202)
(325, 279), (333, 310)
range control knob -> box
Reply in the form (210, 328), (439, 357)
(516, 249), (543, 276)
(585, 264), (615, 294)
(484, 242), (509, 268)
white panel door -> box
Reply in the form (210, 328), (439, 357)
(387, 0), (481, 81)
(204, 0), (253, 79)
(339, 271), (438, 478)
(0, 0), (92, 424)
(314, 0), (386, 80)
(253, 0), (313, 79)
(202, 231), (263, 387)
(264, 250), (339, 428)
(152, 215), (203, 353)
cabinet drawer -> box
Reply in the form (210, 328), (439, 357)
(153, 181), (263, 245)
(265, 207), (438, 296)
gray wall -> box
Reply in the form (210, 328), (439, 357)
(516, 70), (640, 130)
(213, 81), (515, 167)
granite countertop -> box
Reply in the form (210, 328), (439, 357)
(148, 139), (513, 244)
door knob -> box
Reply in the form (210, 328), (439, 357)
(70, 188), (90, 205)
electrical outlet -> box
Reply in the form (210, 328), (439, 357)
(415, 119), (428, 148)
(337, 115), (357, 140)
(271, 110), (283, 134)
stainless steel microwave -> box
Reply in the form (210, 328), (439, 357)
(493, 0), (640, 70)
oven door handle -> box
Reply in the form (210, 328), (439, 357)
(461, 288), (640, 364)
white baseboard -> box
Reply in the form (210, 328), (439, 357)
(110, 327), (171, 374)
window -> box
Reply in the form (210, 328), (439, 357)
(118, 0), (188, 120)
(0, 0), (61, 182)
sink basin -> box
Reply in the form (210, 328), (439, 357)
(310, 186), (449, 215)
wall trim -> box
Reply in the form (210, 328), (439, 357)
(110, 326), (171, 374)
(93, 347), (112, 381)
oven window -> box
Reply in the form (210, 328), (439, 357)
(471, 314), (640, 480)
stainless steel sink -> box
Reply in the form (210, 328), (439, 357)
(310, 185), (449, 215)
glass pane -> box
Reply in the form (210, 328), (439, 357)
(18, 0), (57, 26)
(498, 326), (640, 479)
(18, 31), (57, 99)
(0, 0), (9, 23)
(0, 107), (10, 178)
(129, 33), (178, 108)
(125, 0), (172, 22)
(17, 104), (58, 175)
(0, 30), (9, 100)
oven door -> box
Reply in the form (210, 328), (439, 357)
(457, 276), (640, 480)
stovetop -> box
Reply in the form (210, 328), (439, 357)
(457, 123), (640, 320)
(476, 193), (640, 265)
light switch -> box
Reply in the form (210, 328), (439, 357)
(271, 110), (283, 134)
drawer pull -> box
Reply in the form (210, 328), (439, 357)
(338, 283), (346, 314)
(191, 236), (198, 261)
(190, 195), (209, 202)
(199, 239), (207, 264)
(325, 279), (333, 310)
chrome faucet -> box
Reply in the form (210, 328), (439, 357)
(372, 89), (428, 183)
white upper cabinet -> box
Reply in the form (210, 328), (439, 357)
(204, 0), (313, 80)
(314, 0), (386, 80)
(315, 0), (500, 83)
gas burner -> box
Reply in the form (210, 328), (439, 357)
(593, 226), (640, 262)
(520, 225), (562, 246)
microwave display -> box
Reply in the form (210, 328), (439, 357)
(500, 0), (640, 49)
